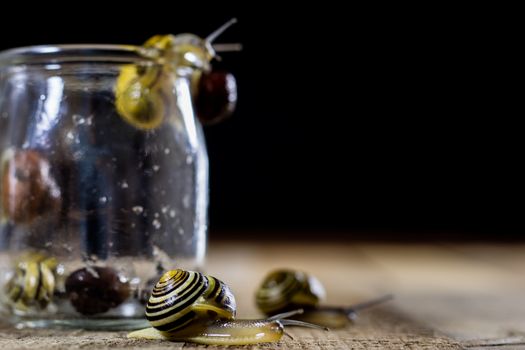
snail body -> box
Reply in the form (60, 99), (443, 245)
(5, 252), (58, 311)
(128, 269), (325, 345)
(129, 318), (285, 346)
(256, 269), (392, 328)
(115, 19), (238, 130)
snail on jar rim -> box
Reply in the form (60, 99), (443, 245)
(256, 269), (393, 328)
(115, 19), (239, 130)
(128, 269), (327, 345)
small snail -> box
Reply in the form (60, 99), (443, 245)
(65, 266), (130, 315)
(256, 269), (393, 328)
(115, 19), (239, 130)
(4, 252), (58, 311)
(1, 149), (61, 224)
(128, 269), (326, 345)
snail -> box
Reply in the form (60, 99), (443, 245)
(256, 269), (393, 328)
(65, 266), (131, 315)
(1, 148), (61, 224)
(128, 269), (326, 345)
(4, 252), (58, 311)
(115, 18), (239, 130)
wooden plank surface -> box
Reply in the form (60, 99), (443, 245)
(2, 242), (525, 349)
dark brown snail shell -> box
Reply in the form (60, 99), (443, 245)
(195, 70), (237, 125)
(65, 266), (130, 315)
(1, 149), (61, 223)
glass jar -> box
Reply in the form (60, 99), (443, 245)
(0, 44), (209, 329)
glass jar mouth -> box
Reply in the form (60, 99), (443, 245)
(0, 44), (161, 67)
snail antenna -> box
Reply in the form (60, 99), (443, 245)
(280, 319), (329, 331)
(267, 309), (304, 321)
(346, 294), (394, 314)
(213, 43), (243, 52)
(206, 18), (238, 43)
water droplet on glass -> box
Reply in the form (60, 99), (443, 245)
(61, 243), (73, 252)
(132, 206), (144, 215)
(161, 206), (169, 214)
(154, 212), (159, 218)
(164, 148), (170, 154)
(183, 195), (190, 208)
(186, 155), (193, 164)
(121, 181), (129, 189)
(39, 94), (46, 100)
(108, 242), (114, 248)
(72, 114), (86, 125)
(99, 196), (107, 204)
(169, 209), (176, 218)
(152, 219), (162, 229)
(131, 223), (136, 228)
(66, 131), (75, 140)
(86, 266), (100, 278)
(178, 228), (185, 235)
(73, 151), (83, 160)
(153, 165), (160, 172)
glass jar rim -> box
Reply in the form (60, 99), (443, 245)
(0, 44), (161, 67)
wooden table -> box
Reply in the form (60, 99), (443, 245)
(2, 242), (525, 349)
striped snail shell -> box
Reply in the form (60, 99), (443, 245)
(5, 252), (58, 311)
(256, 269), (393, 328)
(146, 269), (236, 335)
(256, 269), (326, 315)
(129, 269), (326, 345)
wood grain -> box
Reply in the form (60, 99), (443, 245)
(3, 242), (525, 349)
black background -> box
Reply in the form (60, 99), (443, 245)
(1, 4), (520, 240)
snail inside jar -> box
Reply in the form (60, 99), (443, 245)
(0, 18), (240, 328)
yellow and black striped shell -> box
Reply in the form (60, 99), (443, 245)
(255, 269), (326, 315)
(146, 269), (236, 336)
(5, 252), (58, 311)
(114, 34), (212, 131)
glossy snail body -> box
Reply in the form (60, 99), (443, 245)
(115, 19), (238, 130)
(5, 252), (58, 311)
(128, 269), (325, 345)
(256, 269), (393, 328)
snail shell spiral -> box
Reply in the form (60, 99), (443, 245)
(5, 253), (58, 310)
(255, 269), (326, 315)
(146, 269), (236, 335)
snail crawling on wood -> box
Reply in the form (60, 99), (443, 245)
(115, 19), (238, 130)
(128, 269), (326, 345)
(256, 269), (393, 328)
